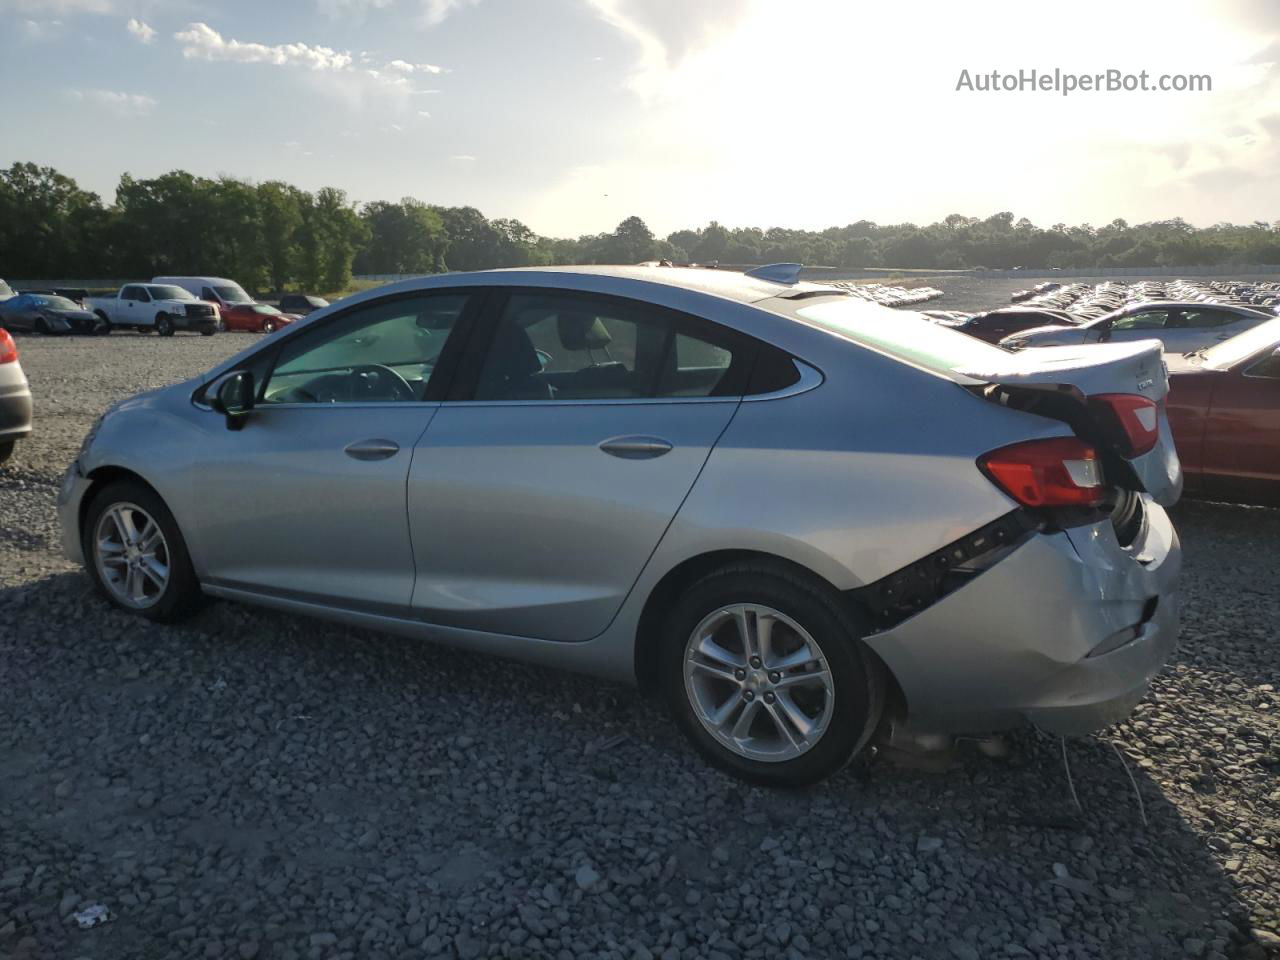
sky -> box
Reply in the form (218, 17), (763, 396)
(2, 0), (1279, 238)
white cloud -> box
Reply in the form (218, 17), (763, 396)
(126, 17), (155, 43)
(450, 154), (476, 161)
(417, 110), (431, 117)
(175, 22), (353, 70)
(314, 0), (479, 27)
(71, 88), (157, 116)
(172, 22), (446, 105)
(385, 58), (444, 75)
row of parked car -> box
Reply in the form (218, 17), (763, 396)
(919, 284), (1280, 507)
(0, 276), (330, 337)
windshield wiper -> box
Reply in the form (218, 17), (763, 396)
(1181, 347), (1209, 360)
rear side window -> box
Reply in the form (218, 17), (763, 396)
(470, 291), (754, 402)
(1173, 309), (1239, 329)
(1112, 310), (1170, 331)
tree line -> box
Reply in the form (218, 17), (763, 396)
(3, 161), (1280, 293)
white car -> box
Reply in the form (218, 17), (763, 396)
(1001, 301), (1273, 354)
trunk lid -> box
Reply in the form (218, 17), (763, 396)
(955, 340), (1182, 505)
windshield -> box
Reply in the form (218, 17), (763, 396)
(35, 296), (79, 311)
(1202, 317), (1280, 370)
(149, 285), (195, 301)
(253, 304), (282, 315)
(792, 298), (1009, 382)
(214, 284), (252, 304)
(0, 281), (13, 299)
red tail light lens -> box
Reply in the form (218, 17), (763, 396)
(1089, 393), (1159, 457)
(0, 330), (17, 365)
(979, 437), (1105, 508)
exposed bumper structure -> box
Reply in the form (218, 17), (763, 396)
(865, 497), (1180, 736)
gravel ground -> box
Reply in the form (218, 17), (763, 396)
(1, 327), (1277, 960)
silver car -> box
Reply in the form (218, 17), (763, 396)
(1001, 300), (1273, 353)
(58, 266), (1183, 785)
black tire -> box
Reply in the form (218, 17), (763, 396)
(81, 479), (204, 623)
(0, 440), (14, 465)
(263, 320), (276, 333)
(661, 563), (884, 787)
(35, 317), (50, 335)
(93, 312), (111, 335)
(200, 327), (215, 336)
(156, 314), (175, 337)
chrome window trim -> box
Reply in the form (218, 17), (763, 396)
(741, 359), (824, 402)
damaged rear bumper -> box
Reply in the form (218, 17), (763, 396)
(863, 496), (1180, 736)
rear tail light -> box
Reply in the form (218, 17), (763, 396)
(1089, 393), (1159, 457)
(0, 330), (17, 364)
(979, 437), (1105, 508)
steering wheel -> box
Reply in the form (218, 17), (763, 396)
(349, 364), (416, 402)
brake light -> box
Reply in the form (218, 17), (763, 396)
(1089, 394), (1159, 457)
(979, 437), (1105, 507)
(0, 330), (16, 364)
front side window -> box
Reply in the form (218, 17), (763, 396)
(261, 293), (469, 404)
(472, 291), (745, 401)
(121, 286), (143, 301)
(1111, 310), (1169, 331)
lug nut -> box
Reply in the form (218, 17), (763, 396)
(743, 690), (755, 701)
(763, 692), (776, 704)
(734, 668), (747, 681)
(768, 671), (781, 684)
(749, 656), (762, 669)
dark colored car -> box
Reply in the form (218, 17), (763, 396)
(951, 308), (1081, 344)
(0, 293), (98, 334)
(278, 294), (329, 316)
(220, 302), (300, 333)
(1165, 317), (1280, 506)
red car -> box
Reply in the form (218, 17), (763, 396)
(1165, 317), (1280, 506)
(219, 302), (299, 334)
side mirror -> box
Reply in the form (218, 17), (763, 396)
(207, 370), (255, 431)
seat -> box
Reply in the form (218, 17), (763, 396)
(479, 316), (553, 400)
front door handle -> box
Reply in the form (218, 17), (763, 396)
(344, 438), (400, 461)
(599, 436), (673, 459)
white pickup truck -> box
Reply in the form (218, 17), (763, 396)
(87, 283), (220, 336)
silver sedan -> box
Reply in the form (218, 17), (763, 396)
(59, 265), (1183, 785)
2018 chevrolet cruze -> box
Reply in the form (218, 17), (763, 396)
(59, 265), (1183, 785)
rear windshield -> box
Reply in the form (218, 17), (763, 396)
(790, 298), (1010, 382)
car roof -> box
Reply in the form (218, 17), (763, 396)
(453, 265), (841, 305)
(153, 276), (240, 285)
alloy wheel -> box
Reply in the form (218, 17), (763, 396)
(93, 502), (170, 609)
(683, 603), (835, 762)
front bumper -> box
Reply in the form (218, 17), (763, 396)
(178, 314), (218, 332)
(865, 497), (1180, 736)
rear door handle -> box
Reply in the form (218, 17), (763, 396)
(344, 438), (400, 461)
(599, 436), (673, 459)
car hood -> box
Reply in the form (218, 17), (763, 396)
(49, 308), (96, 320)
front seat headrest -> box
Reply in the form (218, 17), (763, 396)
(558, 311), (613, 351)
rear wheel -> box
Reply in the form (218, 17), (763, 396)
(82, 480), (203, 622)
(156, 314), (175, 337)
(662, 564), (883, 786)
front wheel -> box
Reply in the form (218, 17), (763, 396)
(0, 440), (14, 465)
(156, 314), (175, 337)
(35, 317), (50, 335)
(82, 480), (204, 622)
(662, 565), (883, 786)
(262, 320), (276, 333)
